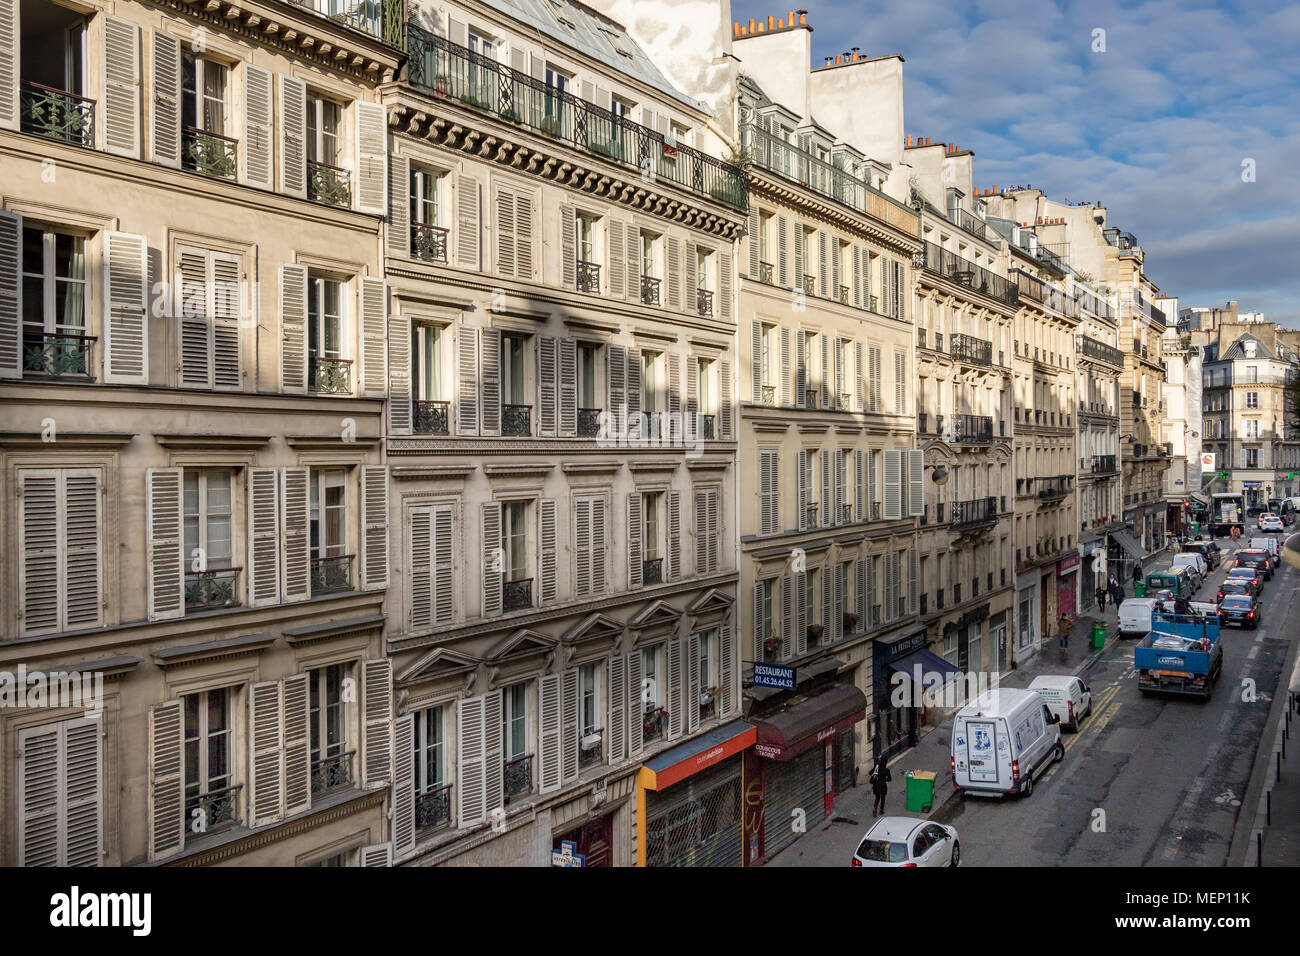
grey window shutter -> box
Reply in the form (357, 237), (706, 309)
(409, 509), (432, 630)
(818, 231), (829, 298)
(855, 448), (865, 521)
(562, 669), (580, 782)
(456, 174), (481, 269)
(539, 673), (562, 793)
(280, 466), (310, 602)
(748, 204), (760, 277)
(457, 324), (479, 435)
(666, 237), (681, 310)
(607, 343), (626, 436)
(907, 448), (925, 517)
(855, 340), (865, 411)
(821, 334), (831, 409)
(607, 220), (626, 297)
(820, 449), (831, 527)
(667, 639), (683, 740)
(592, 496), (606, 594)
(279, 74), (307, 197)
(514, 190), (535, 279)
(246, 468), (280, 607)
(777, 215), (789, 287)
(537, 335), (557, 436)
(751, 321), (764, 403)
(822, 568), (832, 643)
(283, 673), (311, 816)
(148, 701), (184, 860)
(242, 63), (274, 188)
(149, 29), (181, 167)
(867, 450), (877, 520)
(103, 231), (149, 384)
(834, 449), (845, 523)
(719, 622), (734, 715)
(479, 327), (501, 436)
(540, 498), (557, 603)
(626, 651), (643, 758)
(853, 244), (862, 307)
(870, 344), (882, 412)
(360, 277), (387, 397)
(102, 17), (140, 158)
(781, 575), (793, 659)
(388, 311), (411, 434)
(0, 0), (16, 132)
(145, 467), (184, 621)
(796, 573), (808, 654)
(625, 347), (642, 439)
(558, 339), (577, 437)
(793, 223), (803, 289)
(360, 465), (389, 590)
(694, 491), (707, 574)
(388, 154), (410, 257)
(560, 203), (576, 289)
(248, 680), (284, 827)
(895, 349), (906, 414)
(883, 449), (902, 520)
(625, 225), (639, 302)
(719, 251), (733, 320)
(797, 449), (808, 530)
(433, 507), (453, 623)
(0, 211), (18, 379)
(752, 581), (765, 661)
(684, 354), (698, 441)
(855, 558), (867, 625)
(795, 330), (806, 408)
(456, 693), (487, 828)
(448, 17), (467, 46)
(607, 655), (626, 763)
(719, 359), (733, 439)
(833, 565), (843, 641)
(910, 549), (920, 614)
(278, 263), (308, 393)
(780, 326), (792, 407)
(687, 636), (700, 734)
(354, 101), (387, 215)
(481, 502), (502, 616)
(494, 186), (516, 278)
(392, 714), (416, 857)
(668, 352), (681, 444)
(627, 492), (643, 589)
(667, 490), (681, 580)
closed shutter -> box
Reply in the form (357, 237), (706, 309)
(607, 343), (626, 437)
(562, 669), (580, 782)
(560, 203), (576, 289)
(684, 354), (698, 441)
(539, 498), (557, 604)
(856, 558), (868, 625)
(387, 154), (410, 258)
(246, 468), (280, 607)
(793, 224), (803, 291)
(361, 844), (392, 867)
(910, 549), (920, 614)
(855, 449), (865, 521)
(433, 506), (453, 623)
(575, 497), (591, 597)
(479, 327), (501, 436)
(0, 0), (16, 132)
(62, 472), (100, 631)
(494, 185), (516, 277)
(481, 502), (502, 616)
(360, 465), (388, 590)
(391, 714), (416, 857)
(625, 347), (642, 439)
(515, 185), (535, 276)
(667, 352), (681, 444)
(895, 349), (906, 413)
(625, 225), (639, 303)
(362, 658), (394, 787)
(853, 244), (862, 306)
(0, 210), (18, 379)
(537, 335), (557, 436)
(795, 330), (806, 408)
(694, 491), (707, 574)
(102, 17), (140, 158)
(797, 449), (808, 531)
(753, 581), (766, 661)
(455, 174), (481, 269)
(764, 747), (826, 857)
(354, 101), (387, 215)
(607, 220), (626, 297)
(282, 673), (311, 816)
(780, 326), (792, 406)
(822, 567), (832, 643)
(796, 573), (808, 654)
(706, 489), (719, 573)
(456, 694), (487, 828)
(748, 205), (760, 277)
(867, 451), (877, 521)
(833, 565), (844, 641)
(19, 470), (102, 635)
(242, 63), (273, 188)
(866, 557), (876, 627)
(720, 251), (733, 320)
(781, 576), (793, 659)
(211, 254), (240, 389)
(149, 29), (180, 167)
(627, 492), (643, 589)
(388, 311), (411, 434)
(719, 359), (733, 439)
(146, 467), (183, 622)
(279, 74), (307, 198)
(835, 449), (845, 523)
(666, 237), (682, 310)
(820, 334), (831, 409)
(409, 509), (432, 630)
(685, 242), (697, 310)
(667, 639), (683, 740)
(626, 650), (644, 758)
(456, 324), (478, 435)
(855, 340), (865, 411)
(907, 448), (925, 517)
(280, 467), (309, 602)
(869, 344), (881, 412)
(279, 263), (308, 394)
(818, 232), (829, 298)
(607, 655), (626, 762)
(558, 338), (577, 436)
(248, 680), (284, 827)
(103, 231), (148, 384)
(178, 247), (240, 390)
(687, 635), (700, 734)
(719, 622), (734, 715)
(751, 321), (763, 403)
(666, 490), (681, 580)
(539, 673), (562, 793)
(592, 496), (606, 593)
(820, 449), (831, 528)
(359, 277), (387, 397)
(777, 215), (789, 287)
(146, 702), (183, 861)
(883, 449), (902, 520)
(760, 450), (777, 535)
(484, 691), (503, 814)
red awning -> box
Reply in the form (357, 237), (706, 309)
(751, 684), (868, 761)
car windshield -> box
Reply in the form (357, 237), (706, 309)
(1221, 597), (1252, 609)
(856, 838), (909, 863)
(1222, 582), (1248, 593)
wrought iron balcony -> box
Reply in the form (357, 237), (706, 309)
(838, 285), (850, 305)
(184, 567), (241, 611)
(22, 331), (95, 378)
(922, 242), (1019, 306)
(1080, 334), (1124, 369)
(20, 81), (94, 148)
(643, 707), (668, 742)
(1091, 454), (1117, 475)
(867, 294), (879, 313)
(950, 496), (998, 530)
(503, 576), (533, 611)
(579, 729), (604, 769)
(186, 783), (241, 834)
(578, 407), (602, 437)
(1014, 269), (1045, 303)
(759, 261), (775, 284)
(951, 414), (993, 444)
(311, 554), (354, 594)
(700, 414), (716, 439)
(308, 160), (351, 207)
(1036, 476), (1073, 501)
(761, 385), (777, 407)
(917, 328), (928, 349)
(950, 333), (993, 367)
(413, 399), (450, 435)
(283, 0), (406, 45)
(503, 754), (533, 801)
(697, 287), (714, 316)
(311, 750), (355, 794)
(502, 403), (532, 436)
(415, 784), (453, 831)
(182, 126), (238, 181)
(577, 260), (601, 293)
(407, 27), (748, 211)
(640, 275), (661, 306)
(642, 557), (663, 586)
(801, 274), (816, 296)
(804, 503), (819, 528)
(310, 356), (352, 394)
(952, 207), (988, 242)
(411, 222), (449, 262)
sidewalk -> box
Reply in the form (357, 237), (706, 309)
(768, 607), (1120, 867)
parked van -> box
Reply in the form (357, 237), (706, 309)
(952, 689), (1063, 799)
(1183, 540), (1221, 570)
(1249, 536), (1281, 562)
(1118, 598), (1160, 638)
(1029, 675), (1093, 732)
(1170, 553), (1206, 587)
(1145, 567), (1195, 600)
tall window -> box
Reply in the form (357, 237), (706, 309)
(641, 232), (657, 277)
(643, 350), (661, 414)
(1246, 392), (1258, 409)
(181, 53), (228, 136)
(183, 469), (235, 609)
(308, 274), (347, 393)
(412, 324), (443, 401)
(503, 501), (529, 584)
(183, 687), (234, 831)
(697, 357), (714, 419)
(544, 66), (568, 121)
(502, 683), (528, 761)
(577, 213), (596, 265)
(410, 167), (442, 226)
(579, 344), (600, 409)
(309, 468), (348, 592)
(502, 334), (527, 407)
(309, 663), (349, 792)
(306, 94), (341, 167)
(469, 32), (497, 101)
(758, 212), (773, 272)
(580, 663), (600, 737)
(21, 226), (87, 375)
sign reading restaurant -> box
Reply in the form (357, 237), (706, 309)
(753, 664), (795, 689)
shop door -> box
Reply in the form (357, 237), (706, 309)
(554, 812), (613, 867)
(833, 730), (856, 793)
(644, 755), (743, 868)
(1059, 574), (1075, 620)
(762, 747), (825, 859)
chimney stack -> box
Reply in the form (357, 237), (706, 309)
(798, 8), (807, 25)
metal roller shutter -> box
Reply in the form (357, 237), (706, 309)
(763, 747), (825, 858)
(644, 755), (743, 868)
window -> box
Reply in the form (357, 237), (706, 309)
(309, 468), (349, 594)
(503, 501), (529, 584)
(182, 53), (228, 136)
(758, 212), (774, 276)
(1245, 419), (1258, 439)
(760, 323), (776, 391)
(579, 344), (600, 409)
(642, 644), (666, 740)
(1244, 365), (1258, 384)
(943, 630), (959, 664)
(409, 166), (448, 262)
(1246, 449), (1259, 468)
(18, 468), (102, 635)
(1246, 392), (1258, 409)
(643, 491), (662, 572)
(544, 66), (569, 122)
(697, 357), (715, 421)
(697, 630), (719, 720)
(16, 716), (101, 866)
(306, 93), (342, 168)
(469, 32), (498, 103)
(577, 212), (598, 267)
(21, 225), (88, 377)
(309, 664), (350, 793)
(640, 231), (661, 304)
(502, 333), (528, 422)
(308, 274), (348, 393)
(183, 469), (237, 610)
(183, 687), (235, 833)
(413, 705), (450, 829)
(502, 684), (530, 799)
(411, 324), (446, 432)
(757, 578), (776, 660)
(643, 350), (662, 415)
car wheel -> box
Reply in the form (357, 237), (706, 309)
(1053, 742), (1065, 763)
(1021, 773), (1034, 798)
(949, 841), (960, 867)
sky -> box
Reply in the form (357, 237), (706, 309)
(729, 0), (1300, 327)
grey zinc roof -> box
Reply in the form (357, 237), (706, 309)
(473, 0), (709, 114)
(1221, 333), (1277, 361)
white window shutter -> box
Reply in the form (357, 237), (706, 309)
(494, 185), (516, 277)
(560, 203), (576, 289)
(455, 174), (481, 270)
(146, 702), (184, 861)
(694, 491), (707, 575)
(562, 669), (579, 783)
(666, 490), (681, 580)
(278, 263), (308, 394)
(855, 558), (868, 625)
(211, 253), (241, 389)
(177, 246), (211, 387)
(592, 496), (606, 594)
(781, 576), (793, 659)
(719, 622), (735, 715)
(484, 690), (503, 816)
(354, 101), (387, 214)
(685, 354), (698, 442)
(102, 17), (140, 158)
(241, 62), (274, 188)
(627, 492), (643, 589)
(539, 498), (557, 604)
(147, 29), (180, 167)
(667, 638), (683, 740)
(361, 843), (393, 866)
(388, 153), (411, 258)
(607, 343), (626, 436)
(283, 673), (311, 817)
(855, 449), (865, 521)
(481, 501), (502, 616)
(457, 694), (487, 828)
(558, 338), (577, 437)
(456, 324), (479, 435)
(748, 205), (760, 277)
(0, 210), (19, 379)
(910, 549), (920, 614)
(246, 468), (280, 607)
(103, 231), (148, 384)
(869, 344), (882, 412)
(780, 326), (792, 407)
(685, 242), (697, 305)
(41, 470), (101, 633)
(388, 311), (411, 434)
(687, 635), (700, 734)
(539, 674), (562, 793)
(795, 330), (806, 408)
(625, 225), (639, 302)
(146, 467), (184, 622)
(537, 335), (557, 436)
(833, 564), (843, 640)
(820, 449), (831, 527)
(796, 572), (808, 654)
(895, 349), (906, 413)
(625, 650), (643, 758)
(392, 713), (416, 857)
(360, 465), (389, 590)
(359, 277), (387, 397)
(279, 74), (307, 198)
(666, 237), (681, 310)
(433, 507), (453, 624)
(720, 252), (733, 321)
(907, 448), (925, 517)
(362, 658), (394, 787)
(607, 656), (626, 763)
(607, 220), (626, 297)
(751, 321), (763, 403)
(668, 352), (682, 444)
(515, 191), (534, 279)
(280, 466), (310, 602)
(777, 215), (789, 287)
(248, 680), (284, 827)
(479, 327), (501, 436)
(793, 223), (803, 289)
(883, 449), (902, 520)
(797, 449), (808, 531)
(0, 0), (16, 132)
(625, 347), (642, 438)
(719, 359), (733, 439)
(820, 334), (831, 409)
(575, 496), (591, 598)
(409, 508), (432, 630)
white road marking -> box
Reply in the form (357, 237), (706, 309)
(1255, 632), (1265, 643)
(1247, 645), (1259, 660)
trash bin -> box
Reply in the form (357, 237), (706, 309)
(905, 770), (936, 813)
(1134, 582), (1146, 598)
(1092, 620), (1106, 649)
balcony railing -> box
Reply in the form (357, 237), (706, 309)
(804, 503), (819, 528)
(867, 294), (880, 313)
(951, 414), (993, 444)
(950, 496), (998, 530)
(1090, 454), (1117, 475)
(407, 27), (747, 211)
(1036, 476), (1073, 500)
(311, 750), (355, 794)
(187, 783), (241, 834)
(308, 159), (351, 207)
(1080, 335), (1124, 369)
(310, 356), (352, 394)
(643, 708), (667, 743)
(22, 331), (94, 378)
(502, 403), (532, 436)
(696, 287), (714, 317)
(950, 333), (993, 367)
(311, 554), (354, 594)
(761, 385), (777, 407)
(952, 207), (988, 242)
(759, 261), (775, 284)
(20, 81), (94, 148)
(411, 222), (449, 262)
(503, 576), (533, 612)
(700, 414), (716, 439)
(1013, 268), (1044, 302)
(643, 557), (663, 586)
(415, 784), (453, 831)
(922, 243), (1019, 306)
(503, 754), (533, 801)
(579, 729), (604, 769)
(283, 0), (406, 46)
(640, 275), (661, 306)
(182, 126), (238, 181)
(838, 285), (850, 305)
(801, 274), (816, 296)
(578, 407), (602, 437)
(577, 260), (601, 294)
(184, 567), (241, 611)
(413, 399), (450, 435)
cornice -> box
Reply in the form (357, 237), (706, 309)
(0, 431), (135, 448)
(748, 170), (920, 255)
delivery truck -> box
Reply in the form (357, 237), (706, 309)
(1133, 612), (1222, 700)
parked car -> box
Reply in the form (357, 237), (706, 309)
(851, 817), (960, 867)
(1217, 579), (1256, 603)
(1218, 594), (1261, 629)
(1183, 540), (1221, 570)
(1223, 568), (1263, 598)
(1170, 553), (1206, 588)
(952, 689), (1063, 799)
(1029, 675), (1093, 732)
(1258, 513), (1284, 533)
(1235, 549), (1275, 580)
(1145, 567), (1196, 600)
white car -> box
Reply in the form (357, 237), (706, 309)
(851, 816), (960, 867)
(1259, 514), (1284, 533)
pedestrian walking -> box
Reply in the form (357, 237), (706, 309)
(869, 753), (892, 818)
(1057, 613), (1072, 649)
(1132, 563), (1143, 586)
(1095, 586), (1107, 612)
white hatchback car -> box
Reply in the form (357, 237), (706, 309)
(851, 816), (960, 867)
(1259, 514), (1284, 533)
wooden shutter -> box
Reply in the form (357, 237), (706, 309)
(666, 237), (681, 310)
(481, 502), (502, 616)
(694, 491), (707, 575)
(494, 185), (516, 277)
(666, 490), (681, 580)
(562, 669), (580, 782)
(0, 0), (16, 132)
(752, 581), (765, 661)
(626, 651), (643, 758)
(247, 468), (280, 607)
(607, 220), (626, 297)
(818, 232), (829, 298)
(684, 354), (698, 442)
(539, 673), (562, 793)
(907, 448), (925, 517)
(607, 655), (626, 762)
(777, 215), (789, 287)
(821, 568), (832, 643)
(455, 174), (481, 269)
(103, 231), (148, 384)
(910, 549), (920, 614)
(759, 450), (775, 535)
(456, 324), (478, 435)
(359, 277), (387, 397)
(625, 347), (642, 439)
(361, 843), (392, 866)
(279, 263), (308, 394)
(793, 223), (803, 290)
(560, 203), (577, 289)
(591, 496), (606, 594)
(625, 225), (639, 302)
(797, 449), (808, 531)
(855, 449), (865, 522)
(687, 635), (700, 734)
(854, 558), (867, 625)
(627, 492), (643, 589)
(867, 450), (877, 521)
(719, 622), (734, 715)
(667, 639), (683, 740)
(211, 253), (240, 389)
(820, 449), (831, 528)
(834, 449), (845, 523)
(0, 210), (16, 379)
(354, 101), (387, 215)
(539, 498), (557, 604)
(558, 338), (577, 437)
(667, 352), (681, 444)
(795, 573), (808, 654)
(409, 509), (432, 630)
(248, 680), (284, 827)
(147, 701), (184, 860)
(853, 245), (862, 306)
(748, 205), (761, 277)
(719, 251), (733, 320)
(751, 321), (763, 403)
(685, 242), (697, 307)
(59, 471), (101, 631)
(883, 449), (902, 520)
(146, 467), (184, 621)
(102, 17), (140, 158)
(362, 658), (394, 787)
(795, 330), (806, 408)
(148, 29), (180, 167)
(719, 359), (733, 439)
(279, 74), (307, 197)
(456, 694), (487, 828)
(895, 349), (906, 413)
(537, 335), (557, 436)
(706, 489), (719, 573)
(479, 327), (501, 436)
(242, 63), (273, 188)
(483, 690), (503, 816)
(781, 576), (793, 659)
(388, 153), (411, 257)
(282, 673), (311, 816)
(820, 335), (831, 409)
(855, 340), (865, 411)
(360, 465), (389, 590)
(869, 344), (882, 412)
(575, 497), (592, 597)
(388, 311), (411, 434)
(280, 466), (309, 602)
(392, 714), (416, 856)
(780, 326), (792, 407)
(607, 343), (626, 436)
(434, 506), (453, 623)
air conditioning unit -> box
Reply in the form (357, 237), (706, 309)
(581, 732), (602, 751)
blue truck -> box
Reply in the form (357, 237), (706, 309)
(1134, 612), (1223, 700)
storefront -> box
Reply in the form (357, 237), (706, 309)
(872, 629), (926, 760)
(1080, 538), (1106, 610)
(989, 611), (1009, 675)
(1110, 527), (1146, 594)
(1015, 573), (1040, 663)
(1057, 554), (1080, 620)
(637, 719), (755, 867)
(552, 811), (615, 867)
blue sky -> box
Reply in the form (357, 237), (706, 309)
(729, 0), (1300, 326)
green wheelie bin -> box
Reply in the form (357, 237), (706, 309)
(1091, 620), (1106, 649)
(1134, 581), (1147, 598)
(905, 770), (936, 813)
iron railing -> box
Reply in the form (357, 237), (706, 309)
(1091, 454), (1117, 475)
(951, 496), (998, 530)
(415, 784), (452, 830)
(952, 207), (988, 241)
(761, 385), (777, 407)
(951, 414), (993, 443)
(1080, 335), (1124, 369)
(577, 260), (601, 293)
(579, 730), (604, 769)
(411, 222), (449, 262)
(184, 567), (241, 611)
(182, 126), (238, 181)
(311, 750), (354, 794)
(20, 81), (94, 148)
(950, 333), (993, 367)
(697, 288), (714, 316)
(759, 261), (775, 283)
(503, 577), (533, 611)
(310, 356), (352, 394)
(186, 783), (241, 834)
(838, 285), (850, 305)
(1037, 476), (1072, 500)
(700, 414), (716, 439)
(643, 708), (667, 742)
(22, 331), (94, 378)
(413, 399), (450, 435)
(643, 557), (663, 586)
(800, 274), (816, 296)
(640, 275), (661, 306)
(502, 404), (532, 436)
(408, 26), (747, 210)
(283, 0), (406, 47)
(311, 554), (354, 594)
(578, 407), (602, 437)
(1014, 268), (1044, 302)
(308, 160), (351, 207)
(923, 242), (1019, 306)
(503, 754), (533, 801)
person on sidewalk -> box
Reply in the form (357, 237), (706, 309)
(1095, 586), (1107, 612)
(1132, 563), (1143, 587)
(1057, 614), (1072, 649)
(869, 754), (892, 817)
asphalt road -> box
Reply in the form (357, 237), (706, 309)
(930, 536), (1299, 866)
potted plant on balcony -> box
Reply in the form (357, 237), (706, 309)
(764, 636), (781, 658)
(433, 75), (451, 97)
(806, 622), (824, 645)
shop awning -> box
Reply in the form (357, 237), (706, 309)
(637, 719), (755, 791)
(888, 648), (963, 692)
(751, 684), (868, 761)
(1111, 528), (1145, 561)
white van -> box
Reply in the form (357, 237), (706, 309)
(1118, 598), (1159, 638)
(1170, 553), (1206, 587)
(1249, 536), (1281, 562)
(952, 689), (1063, 799)
(1029, 675), (1093, 732)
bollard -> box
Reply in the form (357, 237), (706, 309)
(1267, 789), (1271, 826)
(1257, 831), (1263, 867)
(1279, 750), (1283, 780)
